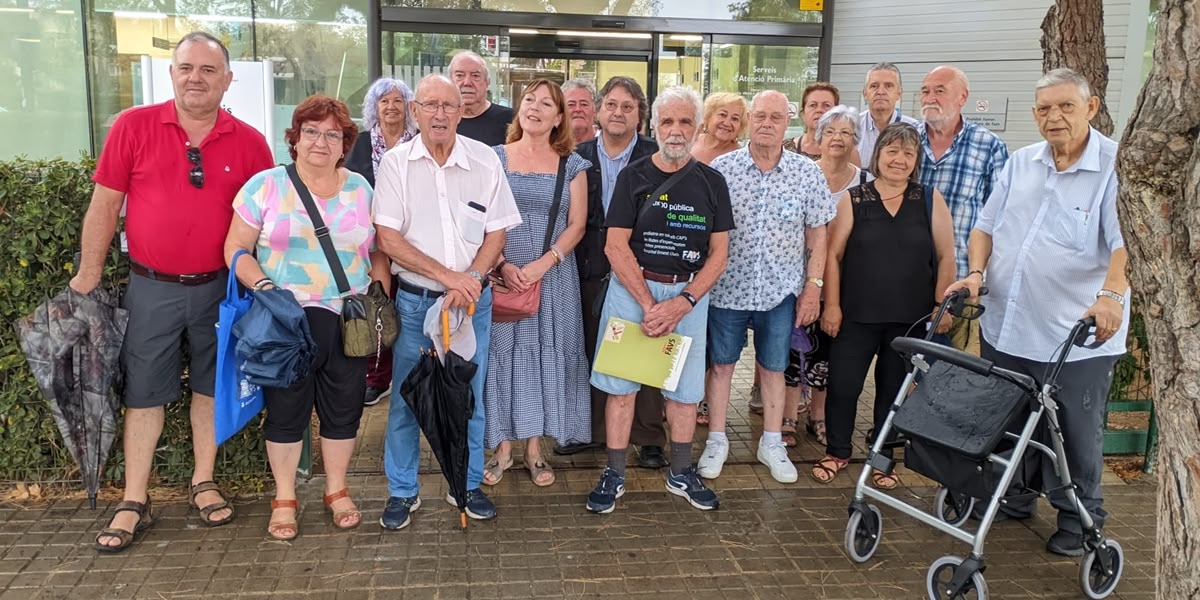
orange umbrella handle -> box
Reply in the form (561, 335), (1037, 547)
(440, 310), (451, 353)
(467, 302), (476, 317)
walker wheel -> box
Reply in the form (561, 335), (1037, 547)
(934, 487), (975, 527)
(1079, 539), (1123, 599)
(844, 504), (883, 563)
(926, 555), (988, 599)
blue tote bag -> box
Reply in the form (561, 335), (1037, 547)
(214, 250), (263, 445)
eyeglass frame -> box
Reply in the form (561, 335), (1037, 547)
(412, 100), (462, 115)
(299, 127), (345, 144)
(186, 147), (203, 189)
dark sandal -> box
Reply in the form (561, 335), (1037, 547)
(810, 456), (848, 484)
(94, 497), (155, 553)
(268, 499), (299, 541)
(806, 417), (827, 446)
(323, 488), (361, 529)
(696, 399), (710, 425)
(781, 418), (799, 448)
(190, 480), (235, 527)
(871, 471), (900, 491)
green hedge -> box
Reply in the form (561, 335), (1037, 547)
(0, 157), (267, 486)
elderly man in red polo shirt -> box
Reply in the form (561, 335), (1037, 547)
(71, 32), (274, 553)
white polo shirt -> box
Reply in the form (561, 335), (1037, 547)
(373, 134), (522, 291)
(975, 128), (1129, 362)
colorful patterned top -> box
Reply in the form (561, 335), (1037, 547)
(233, 166), (375, 313)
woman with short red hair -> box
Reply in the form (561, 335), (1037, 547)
(224, 95), (391, 540)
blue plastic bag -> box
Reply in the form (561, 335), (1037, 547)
(214, 250), (263, 446)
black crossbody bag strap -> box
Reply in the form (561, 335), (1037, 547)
(286, 163), (352, 296)
(543, 156), (568, 254)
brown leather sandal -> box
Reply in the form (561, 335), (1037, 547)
(268, 499), (299, 540)
(323, 488), (361, 529)
(871, 471), (901, 491)
(94, 497), (155, 553)
(810, 456), (849, 484)
(190, 480), (235, 527)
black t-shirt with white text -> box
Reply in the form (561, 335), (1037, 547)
(605, 155), (734, 275)
(455, 103), (514, 147)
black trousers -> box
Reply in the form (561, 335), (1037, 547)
(982, 337), (1119, 534)
(263, 307), (367, 443)
(581, 278), (666, 447)
(825, 321), (910, 461)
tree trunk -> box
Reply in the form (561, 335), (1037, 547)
(1114, 1), (1200, 597)
(1041, 0), (1115, 135)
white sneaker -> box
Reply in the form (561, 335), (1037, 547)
(757, 441), (798, 483)
(697, 437), (729, 479)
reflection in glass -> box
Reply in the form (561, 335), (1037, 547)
(709, 43), (818, 138)
(0, 3), (90, 160)
(382, 0), (821, 22)
(383, 31), (509, 107)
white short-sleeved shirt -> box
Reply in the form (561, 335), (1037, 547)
(974, 128), (1129, 362)
(373, 134), (522, 291)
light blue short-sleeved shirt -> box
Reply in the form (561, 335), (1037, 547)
(974, 128), (1129, 361)
(598, 135), (639, 215)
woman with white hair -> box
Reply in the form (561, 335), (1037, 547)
(345, 77), (417, 407)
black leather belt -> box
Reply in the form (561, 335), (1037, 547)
(131, 261), (223, 286)
(396, 277), (489, 298)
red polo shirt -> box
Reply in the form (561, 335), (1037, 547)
(93, 100), (274, 274)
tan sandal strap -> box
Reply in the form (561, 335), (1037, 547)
(323, 488), (350, 505)
(271, 499), (299, 510)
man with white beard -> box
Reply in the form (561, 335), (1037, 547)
(584, 86), (734, 515)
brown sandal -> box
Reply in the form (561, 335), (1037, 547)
(810, 456), (849, 484)
(268, 499), (299, 540)
(781, 418), (799, 448)
(190, 480), (235, 527)
(94, 497), (155, 553)
(528, 459), (556, 487)
(323, 488), (361, 529)
(871, 471), (900, 491)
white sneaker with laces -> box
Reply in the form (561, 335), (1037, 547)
(696, 437), (729, 480)
(757, 440), (798, 483)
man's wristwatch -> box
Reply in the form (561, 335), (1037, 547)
(467, 270), (484, 283)
(807, 277), (824, 289)
(1097, 289), (1126, 307)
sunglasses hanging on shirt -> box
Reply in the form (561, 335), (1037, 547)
(187, 147), (204, 189)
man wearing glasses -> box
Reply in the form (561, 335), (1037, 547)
(554, 76), (670, 470)
(449, 50), (513, 146)
(373, 73), (521, 530)
(73, 32), (273, 552)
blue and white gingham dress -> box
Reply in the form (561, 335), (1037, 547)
(484, 147), (591, 448)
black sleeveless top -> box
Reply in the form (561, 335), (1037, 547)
(840, 181), (936, 325)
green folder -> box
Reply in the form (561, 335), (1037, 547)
(593, 317), (693, 393)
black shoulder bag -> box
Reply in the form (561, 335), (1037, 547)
(286, 164), (398, 359)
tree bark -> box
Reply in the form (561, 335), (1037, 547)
(1114, 1), (1200, 597)
(1041, 0), (1115, 135)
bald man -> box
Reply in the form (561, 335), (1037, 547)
(449, 51), (513, 146)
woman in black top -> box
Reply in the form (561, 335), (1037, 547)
(810, 123), (956, 488)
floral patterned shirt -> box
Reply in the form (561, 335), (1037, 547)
(709, 148), (837, 311)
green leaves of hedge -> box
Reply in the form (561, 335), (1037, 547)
(0, 157), (266, 485)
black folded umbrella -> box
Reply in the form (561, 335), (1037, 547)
(17, 287), (128, 509)
(400, 348), (477, 529)
(231, 288), (316, 388)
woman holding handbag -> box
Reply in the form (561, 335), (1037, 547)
(224, 95), (392, 540)
(482, 79), (590, 487)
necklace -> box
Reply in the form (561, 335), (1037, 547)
(873, 182), (906, 202)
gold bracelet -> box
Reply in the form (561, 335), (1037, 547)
(549, 247), (563, 264)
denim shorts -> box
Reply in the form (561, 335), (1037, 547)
(589, 276), (709, 405)
(707, 295), (796, 372)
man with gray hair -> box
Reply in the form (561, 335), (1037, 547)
(561, 78), (598, 143)
(449, 50), (513, 146)
(700, 90), (835, 485)
(858, 62), (918, 162)
(77, 31), (273, 552)
(585, 86), (733, 514)
(946, 67), (1128, 557)
(919, 65), (1009, 351)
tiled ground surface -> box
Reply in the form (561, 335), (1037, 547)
(0, 352), (1156, 599)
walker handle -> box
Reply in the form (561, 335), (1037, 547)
(891, 337), (995, 377)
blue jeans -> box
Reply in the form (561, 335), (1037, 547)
(706, 295), (796, 372)
(384, 286), (493, 497)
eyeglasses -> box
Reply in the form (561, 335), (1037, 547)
(300, 127), (344, 144)
(186, 147), (203, 189)
(412, 100), (461, 115)
(602, 101), (638, 114)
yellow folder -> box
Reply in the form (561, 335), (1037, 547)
(593, 317), (692, 393)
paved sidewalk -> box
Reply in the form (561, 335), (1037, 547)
(0, 356), (1157, 599)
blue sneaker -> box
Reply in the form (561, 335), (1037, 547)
(585, 467), (625, 514)
(380, 495), (421, 530)
(666, 466), (720, 511)
(445, 488), (496, 520)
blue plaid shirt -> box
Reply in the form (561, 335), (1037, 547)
(917, 120), (1009, 278)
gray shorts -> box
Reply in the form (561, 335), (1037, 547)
(120, 272), (224, 408)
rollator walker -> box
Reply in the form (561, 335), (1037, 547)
(842, 289), (1124, 599)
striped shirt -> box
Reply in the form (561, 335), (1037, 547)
(918, 119), (1009, 278)
(975, 129), (1129, 362)
(857, 108), (919, 164)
